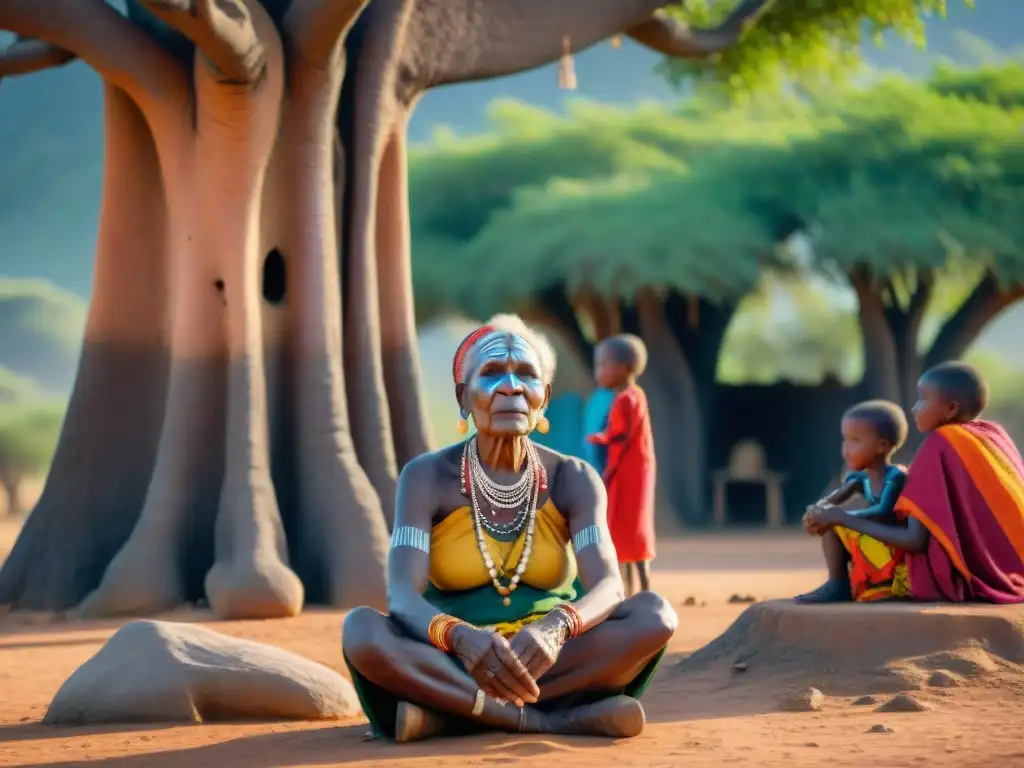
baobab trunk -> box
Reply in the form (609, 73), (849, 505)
(376, 116), (434, 467)
(339, 4), (408, 526)
(0, 0), (776, 617)
(0, 83), (170, 611)
(277, 62), (389, 609)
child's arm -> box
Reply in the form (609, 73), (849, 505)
(823, 513), (929, 552)
(819, 477), (861, 506)
(586, 393), (629, 446)
(843, 470), (907, 518)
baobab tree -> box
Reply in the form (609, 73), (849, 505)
(0, 0), (951, 620)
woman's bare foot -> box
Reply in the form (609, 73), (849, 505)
(546, 695), (646, 738)
(795, 579), (852, 604)
(394, 701), (449, 743)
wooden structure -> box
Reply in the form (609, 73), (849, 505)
(712, 439), (787, 528)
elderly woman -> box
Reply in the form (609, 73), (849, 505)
(342, 314), (677, 743)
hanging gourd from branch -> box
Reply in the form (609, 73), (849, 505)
(558, 34), (577, 91)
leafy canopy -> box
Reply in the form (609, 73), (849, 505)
(0, 402), (64, 479)
(660, 0), (973, 95)
(410, 65), (1024, 321)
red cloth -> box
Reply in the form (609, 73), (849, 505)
(895, 420), (1024, 603)
(588, 385), (657, 564)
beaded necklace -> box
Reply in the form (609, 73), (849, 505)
(460, 436), (549, 605)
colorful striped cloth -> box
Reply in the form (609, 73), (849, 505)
(896, 420), (1024, 603)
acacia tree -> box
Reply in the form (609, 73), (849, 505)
(411, 71), (1022, 521)
(762, 74), (1024, 416)
(0, 405), (63, 518)
(0, 0), (778, 618)
(413, 138), (776, 522)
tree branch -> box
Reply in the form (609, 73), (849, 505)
(140, 0), (267, 85)
(0, 0), (185, 107)
(422, 0), (677, 90)
(286, 0), (371, 68)
(925, 271), (1024, 369)
(625, 0), (775, 59)
(0, 36), (76, 80)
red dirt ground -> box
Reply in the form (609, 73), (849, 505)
(1, 525), (1022, 768)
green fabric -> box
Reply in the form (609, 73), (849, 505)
(422, 578), (582, 627)
(345, 578), (668, 741)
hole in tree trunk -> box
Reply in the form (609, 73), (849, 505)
(262, 248), (286, 305)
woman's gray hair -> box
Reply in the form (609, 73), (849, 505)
(486, 313), (558, 385)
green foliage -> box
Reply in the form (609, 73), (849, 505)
(0, 368), (42, 406)
(0, 402), (64, 480)
(0, 279), (86, 395)
(410, 67), (1024, 324)
(659, 0), (972, 95)
(754, 74), (1024, 280)
(929, 62), (1024, 108)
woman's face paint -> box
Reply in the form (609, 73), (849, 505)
(463, 332), (548, 436)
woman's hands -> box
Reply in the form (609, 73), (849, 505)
(508, 612), (569, 681)
(451, 624), (539, 707)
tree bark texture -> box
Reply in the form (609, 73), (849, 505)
(852, 266), (1024, 456)
(0, 0), (391, 618)
(0, 0), (774, 616)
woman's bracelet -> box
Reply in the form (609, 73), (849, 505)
(427, 613), (463, 653)
(551, 603), (584, 642)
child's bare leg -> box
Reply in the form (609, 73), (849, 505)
(620, 563), (636, 597)
(795, 529), (852, 603)
(636, 561), (651, 592)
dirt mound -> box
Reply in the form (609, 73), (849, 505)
(677, 599), (1024, 699)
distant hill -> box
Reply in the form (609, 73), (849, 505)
(0, 280), (85, 395)
(0, 2), (1020, 296)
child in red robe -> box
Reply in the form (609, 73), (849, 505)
(586, 334), (657, 596)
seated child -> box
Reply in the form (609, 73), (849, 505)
(796, 399), (909, 603)
(586, 335), (656, 597)
(798, 361), (1024, 604)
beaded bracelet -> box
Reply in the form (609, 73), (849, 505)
(427, 613), (463, 653)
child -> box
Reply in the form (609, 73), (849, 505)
(800, 362), (1024, 604)
(586, 334), (656, 597)
(796, 399), (908, 603)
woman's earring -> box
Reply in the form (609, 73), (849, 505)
(456, 409), (470, 435)
(536, 414), (550, 434)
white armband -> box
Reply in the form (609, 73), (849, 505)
(391, 526), (430, 554)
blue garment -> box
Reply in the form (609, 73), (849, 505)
(531, 394), (584, 458)
(582, 387), (616, 475)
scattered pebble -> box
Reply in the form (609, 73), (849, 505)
(729, 593), (758, 604)
(928, 670), (959, 688)
(683, 596), (697, 606)
(868, 724), (894, 734)
(780, 687), (825, 712)
(878, 693), (929, 713)
(853, 695), (877, 706)
(804, 742), (820, 747)
(733, 662), (748, 672)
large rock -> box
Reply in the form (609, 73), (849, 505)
(44, 620), (360, 725)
